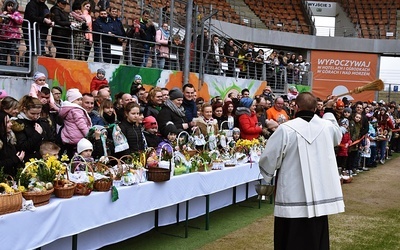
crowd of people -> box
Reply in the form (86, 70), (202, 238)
(1, 68), (397, 181)
(330, 97), (400, 176)
(0, 0), (310, 86)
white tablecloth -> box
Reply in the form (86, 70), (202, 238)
(0, 163), (261, 250)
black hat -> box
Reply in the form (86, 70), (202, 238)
(343, 107), (352, 114)
(169, 87), (183, 100)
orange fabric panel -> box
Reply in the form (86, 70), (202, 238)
(310, 51), (379, 101)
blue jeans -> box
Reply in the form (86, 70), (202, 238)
(141, 44), (150, 67)
(156, 57), (166, 69)
(367, 145), (377, 165)
(0, 39), (19, 66)
(377, 140), (387, 160)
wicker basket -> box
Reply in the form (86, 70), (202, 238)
(69, 157), (94, 196)
(94, 178), (112, 191)
(224, 163), (236, 168)
(22, 188), (54, 207)
(342, 176), (353, 184)
(147, 167), (171, 182)
(53, 170), (76, 199)
(92, 162), (113, 191)
(0, 176), (22, 215)
(0, 192), (22, 215)
(54, 181), (76, 199)
(74, 183), (93, 195)
(101, 155), (132, 180)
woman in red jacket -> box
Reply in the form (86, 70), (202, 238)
(235, 97), (262, 140)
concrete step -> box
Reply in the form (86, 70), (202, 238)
(225, 0), (267, 29)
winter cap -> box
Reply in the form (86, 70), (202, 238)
(163, 124), (179, 137)
(0, 90), (8, 99)
(97, 68), (105, 75)
(232, 127), (240, 135)
(134, 75), (142, 81)
(266, 119), (279, 130)
(2, 0), (18, 11)
(340, 118), (349, 127)
(343, 107), (352, 114)
(66, 88), (82, 103)
(77, 138), (93, 154)
(336, 100), (344, 108)
(143, 116), (158, 129)
(33, 72), (46, 81)
(240, 97), (253, 108)
(169, 87), (183, 100)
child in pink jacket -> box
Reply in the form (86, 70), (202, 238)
(58, 88), (92, 158)
(29, 72), (56, 110)
(0, 0), (23, 66)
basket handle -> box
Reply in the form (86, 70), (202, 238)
(93, 162), (114, 179)
(5, 175), (16, 187)
(158, 143), (174, 159)
(19, 159), (50, 187)
(104, 155), (123, 165)
(118, 155), (133, 165)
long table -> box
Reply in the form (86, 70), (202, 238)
(0, 163), (261, 250)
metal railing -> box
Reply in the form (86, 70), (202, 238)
(0, 19), (32, 75)
(42, 23), (313, 89)
(1, 17), (312, 91)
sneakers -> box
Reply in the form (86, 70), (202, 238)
(379, 159), (385, 165)
(362, 167), (370, 171)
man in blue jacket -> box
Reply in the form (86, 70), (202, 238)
(181, 83), (197, 127)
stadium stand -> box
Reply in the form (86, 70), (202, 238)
(244, 0), (312, 34)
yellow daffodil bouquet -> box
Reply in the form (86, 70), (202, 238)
(234, 139), (261, 155)
(19, 156), (68, 192)
(0, 167), (21, 194)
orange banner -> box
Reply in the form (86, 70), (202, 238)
(311, 51), (378, 101)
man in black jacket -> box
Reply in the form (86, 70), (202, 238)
(139, 10), (156, 67)
(93, 8), (113, 63)
(181, 83), (197, 127)
(108, 7), (126, 64)
(23, 0), (54, 62)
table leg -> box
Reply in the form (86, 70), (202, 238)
(205, 195), (210, 230)
(155, 209), (159, 230)
(176, 203), (180, 225)
(185, 200), (189, 238)
(232, 186), (237, 204)
(72, 234), (77, 250)
(245, 182), (249, 200)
